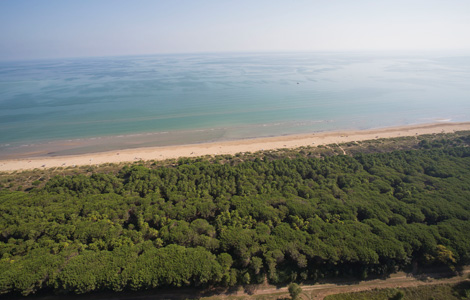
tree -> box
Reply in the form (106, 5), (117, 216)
(288, 282), (302, 300)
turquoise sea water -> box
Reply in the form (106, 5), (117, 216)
(0, 52), (469, 158)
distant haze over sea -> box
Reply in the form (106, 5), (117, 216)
(0, 52), (469, 158)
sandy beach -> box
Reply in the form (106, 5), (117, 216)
(1, 122), (469, 172)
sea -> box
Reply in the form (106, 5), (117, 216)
(1, 51), (469, 159)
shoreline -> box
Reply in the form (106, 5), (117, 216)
(1, 121), (470, 172)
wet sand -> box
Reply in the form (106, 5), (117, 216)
(1, 122), (469, 172)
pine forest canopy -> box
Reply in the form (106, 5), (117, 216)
(1, 132), (470, 297)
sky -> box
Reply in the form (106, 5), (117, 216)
(1, 0), (470, 60)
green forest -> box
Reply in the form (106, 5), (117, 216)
(1, 133), (470, 297)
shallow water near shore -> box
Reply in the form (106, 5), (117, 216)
(1, 51), (469, 159)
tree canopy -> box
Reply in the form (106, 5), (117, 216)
(1, 134), (470, 296)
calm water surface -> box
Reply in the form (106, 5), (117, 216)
(1, 52), (469, 158)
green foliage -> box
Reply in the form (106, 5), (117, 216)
(325, 281), (470, 300)
(389, 289), (404, 300)
(1, 139), (470, 296)
(288, 283), (302, 300)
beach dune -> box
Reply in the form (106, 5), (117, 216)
(1, 122), (469, 172)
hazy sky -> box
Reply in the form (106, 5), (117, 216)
(1, 0), (469, 60)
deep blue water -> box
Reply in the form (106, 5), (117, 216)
(1, 52), (469, 157)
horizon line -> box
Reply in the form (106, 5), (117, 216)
(2, 48), (470, 63)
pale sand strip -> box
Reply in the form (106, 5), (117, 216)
(1, 122), (470, 172)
